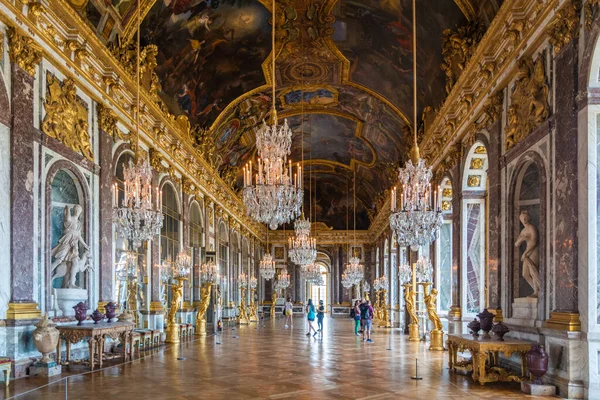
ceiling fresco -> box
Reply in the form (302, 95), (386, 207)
(82, 0), (494, 229)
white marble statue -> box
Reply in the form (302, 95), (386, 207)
(514, 210), (541, 297)
(51, 205), (91, 289)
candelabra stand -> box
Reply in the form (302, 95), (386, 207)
(238, 286), (250, 325)
(403, 283), (420, 341)
(421, 282), (444, 351)
(195, 281), (214, 336)
(379, 289), (392, 328)
(270, 292), (277, 320)
(165, 277), (186, 344)
(249, 287), (258, 323)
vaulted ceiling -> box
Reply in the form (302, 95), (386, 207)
(78, 0), (500, 229)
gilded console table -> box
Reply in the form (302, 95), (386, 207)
(57, 322), (135, 371)
(447, 334), (532, 385)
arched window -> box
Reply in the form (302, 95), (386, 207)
(218, 222), (228, 302)
(189, 202), (203, 264)
(436, 177), (453, 313)
(231, 232), (240, 303)
(461, 143), (488, 316)
(161, 183), (180, 262)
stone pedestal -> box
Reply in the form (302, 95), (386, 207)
(521, 381), (556, 396)
(30, 361), (61, 377)
(55, 288), (87, 317)
(512, 297), (538, 322)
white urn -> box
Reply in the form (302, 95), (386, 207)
(32, 314), (59, 364)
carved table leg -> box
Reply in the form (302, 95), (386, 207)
(66, 341), (71, 365)
(96, 335), (104, 370)
(471, 351), (479, 382)
(56, 338), (62, 365)
(448, 342), (454, 369)
(520, 352), (528, 378)
(129, 330), (134, 361)
(3, 367), (10, 387)
(477, 351), (487, 385)
(88, 337), (96, 371)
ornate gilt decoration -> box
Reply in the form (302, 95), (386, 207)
(476, 90), (504, 130)
(42, 72), (93, 161)
(586, 0), (600, 29)
(505, 56), (549, 150)
(454, 0), (476, 21)
(191, 125), (218, 168)
(547, 0), (581, 55)
(442, 188), (453, 197)
(474, 145), (487, 154)
(470, 158), (484, 169)
(7, 27), (42, 76)
(182, 177), (195, 196)
(441, 21), (485, 95)
(148, 147), (169, 173)
(107, 40), (160, 96)
(97, 104), (122, 140)
(441, 200), (452, 211)
(467, 175), (481, 187)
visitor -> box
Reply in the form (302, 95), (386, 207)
(358, 298), (366, 333)
(305, 299), (318, 337)
(353, 300), (361, 336)
(317, 300), (325, 332)
(361, 299), (374, 343)
(284, 297), (293, 328)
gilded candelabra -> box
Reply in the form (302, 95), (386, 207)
(195, 281), (213, 336)
(238, 286), (250, 325)
(249, 287), (259, 323)
(403, 283), (420, 341)
(166, 277), (185, 344)
(270, 292), (277, 320)
(378, 289), (392, 328)
(373, 289), (381, 323)
(422, 282), (444, 351)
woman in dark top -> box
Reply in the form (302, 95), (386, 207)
(317, 300), (325, 332)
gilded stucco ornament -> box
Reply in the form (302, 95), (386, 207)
(505, 56), (549, 150)
(182, 177), (195, 196)
(467, 175), (481, 187)
(42, 72), (93, 161)
(476, 90), (504, 130)
(7, 26), (42, 76)
(470, 158), (484, 169)
(586, 0), (600, 29)
(97, 104), (122, 140)
(149, 147), (169, 173)
(547, 0), (581, 55)
(441, 20), (485, 95)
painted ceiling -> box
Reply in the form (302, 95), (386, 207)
(84, 0), (492, 229)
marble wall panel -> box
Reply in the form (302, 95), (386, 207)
(465, 202), (482, 314)
(0, 124), (10, 319)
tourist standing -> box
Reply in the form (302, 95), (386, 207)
(306, 299), (318, 337)
(358, 298), (366, 333)
(284, 297), (294, 328)
(361, 300), (374, 343)
(317, 300), (325, 332)
(353, 300), (361, 336)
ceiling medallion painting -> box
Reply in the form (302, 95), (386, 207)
(141, 0), (272, 128)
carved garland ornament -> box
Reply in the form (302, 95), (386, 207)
(42, 72), (93, 161)
(505, 56), (549, 151)
(97, 104), (123, 141)
(7, 27), (42, 76)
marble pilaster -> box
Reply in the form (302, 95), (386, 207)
(450, 163), (462, 320)
(182, 192), (190, 303)
(149, 170), (162, 314)
(487, 121), (502, 312)
(551, 41), (579, 315)
(8, 64), (39, 315)
(98, 128), (114, 304)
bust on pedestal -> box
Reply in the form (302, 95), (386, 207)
(50, 205), (92, 316)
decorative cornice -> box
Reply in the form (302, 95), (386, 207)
(547, 0), (581, 55)
(7, 25), (42, 76)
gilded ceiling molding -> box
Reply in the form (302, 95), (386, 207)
(505, 55), (549, 150)
(121, 0), (158, 42)
(6, 26), (42, 76)
(0, 0), (264, 239)
(42, 72), (94, 161)
(454, 0), (477, 20)
(547, 0), (581, 55)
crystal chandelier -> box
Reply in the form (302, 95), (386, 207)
(415, 256), (432, 283)
(373, 276), (388, 291)
(399, 263), (411, 284)
(302, 263), (322, 284)
(249, 276), (258, 289)
(344, 256), (364, 285)
(341, 271), (353, 289)
(274, 268), (290, 290)
(259, 252), (276, 280)
(173, 249), (192, 278)
(112, 8), (163, 249)
(388, 0), (442, 252)
(242, 0), (303, 230)
(200, 260), (217, 283)
(288, 215), (316, 266)
(238, 272), (248, 288)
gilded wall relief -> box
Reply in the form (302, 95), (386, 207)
(7, 27), (43, 76)
(547, 0), (580, 55)
(467, 175), (481, 187)
(441, 20), (485, 95)
(505, 55), (549, 150)
(42, 72), (93, 161)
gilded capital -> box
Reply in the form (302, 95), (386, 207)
(7, 27), (42, 76)
(97, 104), (121, 140)
(548, 0), (581, 55)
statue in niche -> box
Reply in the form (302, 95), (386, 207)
(51, 205), (91, 289)
(515, 210), (541, 297)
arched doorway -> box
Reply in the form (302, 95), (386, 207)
(305, 252), (331, 310)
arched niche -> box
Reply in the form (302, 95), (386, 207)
(436, 176), (453, 313)
(508, 154), (546, 320)
(461, 141), (488, 317)
(45, 162), (91, 312)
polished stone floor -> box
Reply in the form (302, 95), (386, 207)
(4, 317), (553, 399)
